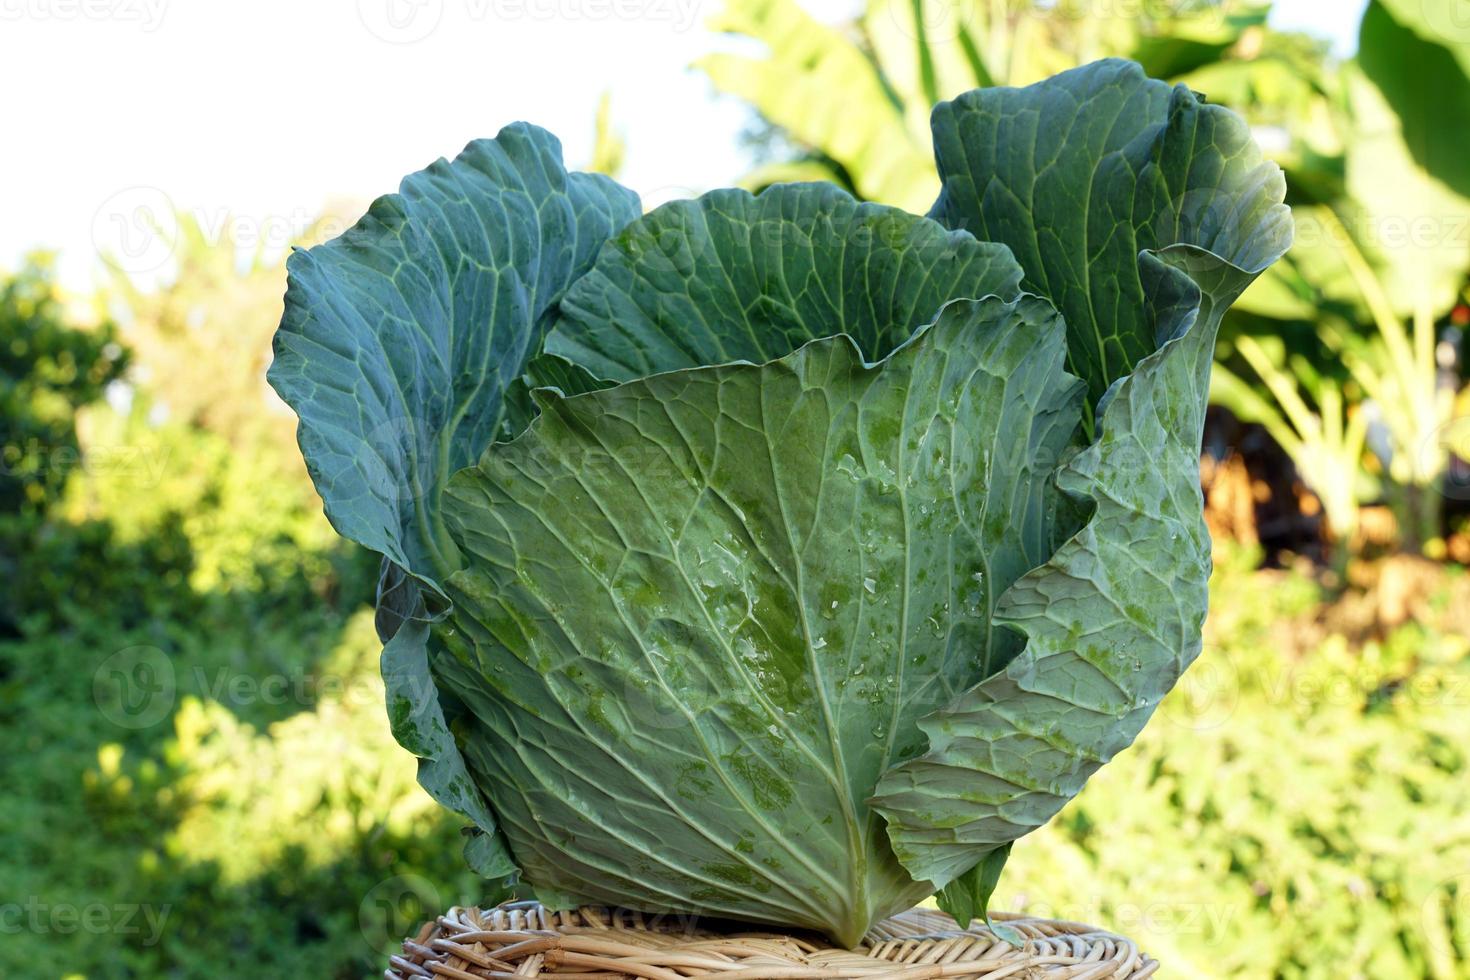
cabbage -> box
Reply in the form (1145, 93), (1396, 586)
(269, 60), (1291, 946)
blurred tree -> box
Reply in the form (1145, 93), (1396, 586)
(0, 257), (138, 635)
(1213, 331), (1374, 568)
(0, 181), (475, 980)
(1226, 0), (1470, 554)
(0, 255), (128, 515)
(77, 211), (373, 600)
(98, 210), (351, 452)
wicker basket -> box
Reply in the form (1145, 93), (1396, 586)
(385, 900), (1159, 979)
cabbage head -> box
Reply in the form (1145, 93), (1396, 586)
(269, 60), (1291, 946)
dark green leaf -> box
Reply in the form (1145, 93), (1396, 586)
(548, 183), (1024, 381)
(935, 843), (1015, 943)
(870, 60), (1292, 891)
(928, 59), (1291, 407)
(268, 124), (639, 590)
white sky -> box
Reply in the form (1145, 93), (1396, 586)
(1, 0), (1363, 292)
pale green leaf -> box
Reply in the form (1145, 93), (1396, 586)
(438, 294), (1083, 946)
(935, 842), (1018, 943)
(375, 560), (516, 877)
(1373, 0), (1470, 81)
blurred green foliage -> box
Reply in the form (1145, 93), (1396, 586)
(1009, 546), (1470, 978)
(0, 256), (128, 517)
(0, 258), (136, 634)
(1218, 0), (1470, 550)
(0, 243), (494, 978)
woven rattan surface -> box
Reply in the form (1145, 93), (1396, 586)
(385, 900), (1160, 980)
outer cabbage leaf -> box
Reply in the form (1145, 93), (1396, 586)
(268, 124), (639, 589)
(869, 61), (1292, 900)
(375, 560), (516, 877)
(927, 58), (1292, 406)
(436, 294), (1084, 946)
(267, 124), (639, 877)
(935, 842), (1019, 945)
(547, 183), (1024, 381)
